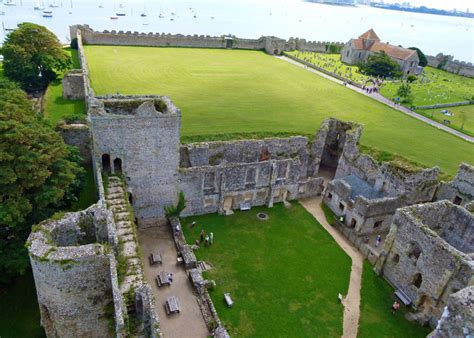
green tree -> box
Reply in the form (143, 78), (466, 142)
(0, 79), (82, 284)
(409, 47), (428, 67)
(1, 23), (71, 91)
(397, 82), (413, 104)
(359, 52), (402, 78)
(164, 192), (187, 218)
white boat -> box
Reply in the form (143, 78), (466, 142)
(43, 9), (53, 17)
(34, 0), (44, 10)
(110, 15), (118, 19)
(4, 0), (16, 6)
(116, 12), (125, 16)
(49, 2), (59, 8)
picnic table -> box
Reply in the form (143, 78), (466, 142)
(165, 296), (181, 314)
(149, 252), (162, 266)
(155, 271), (172, 287)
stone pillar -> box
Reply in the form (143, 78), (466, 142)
(218, 172), (226, 215)
(267, 161), (277, 208)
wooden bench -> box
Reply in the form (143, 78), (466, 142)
(149, 252), (162, 266)
(224, 293), (233, 308)
(165, 296), (181, 315)
(155, 271), (172, 287)
(240, 202), (251, 211)
(394, 289), (412, 306)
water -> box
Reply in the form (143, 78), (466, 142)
(1, 0), (473, 62)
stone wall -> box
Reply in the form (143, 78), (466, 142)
(374, 201), (473, 326)
(429, 286), (474, 338)
(436, 163), (474, 207)
(27, 205), (125, 337)
(427, 53), (474, 78)
(89, 95), (181, 227)
(62, 69), (85, 100)
(56, 122), (92, 164)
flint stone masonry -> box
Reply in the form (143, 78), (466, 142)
(427, 53), (474, 78)
(70, 24), (343, 57)
(62, 69), (85, 100)
(429, 286), (474, 338)
(324, 120), (439, 236)
(56, 123), (92, 164)
(436, 163), (474, 207)
(27, 205), (124, 338)
(375, 201), (474, 326)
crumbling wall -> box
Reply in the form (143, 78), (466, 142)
(429, 286), (474, 338)
(375, 201), (473, 326)
(427, 53), (474, 78)
(27, 205), (123, 338)
(436, 163), (474, 207)
(62, 70), (85, 100)
(56, 123), (92, 164)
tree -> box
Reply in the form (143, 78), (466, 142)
(1, 23), (71, 91)
(409, 47), (428, 67)
(396, 82), (413, 104)
(359, 52), (402, 78)
(0, 79), (82, 284)
(164, 192), (187, 218)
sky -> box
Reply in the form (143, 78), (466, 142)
(381, 0), (473, 12)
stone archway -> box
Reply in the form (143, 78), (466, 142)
(101, 154), (111, 173)
(113, 158), (122, 173)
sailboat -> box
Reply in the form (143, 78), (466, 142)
(34, 0), (44, 10)
(158, 5), (164, 18)
(140, 3), (146, 17)
(4, 0), (16, 6)
(116, 1), (125, 15)
(49, 1), (59, 8)
(98, 0), (103, 8)
(42, 9), (53, 17)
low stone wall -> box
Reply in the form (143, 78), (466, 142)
(62, 69), (85, 100)
(415, 101), (472, 110)
(169, 217), (230, 337)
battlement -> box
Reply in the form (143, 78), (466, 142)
(90, 95), (180, 117)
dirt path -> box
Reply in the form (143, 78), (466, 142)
(138, 225), (209, 338)
(300, 197), (364, 338)
(278, 55), (473, 144)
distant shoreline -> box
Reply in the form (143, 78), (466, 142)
(370, 3), (473, 19)
(304, 1), (357, 7)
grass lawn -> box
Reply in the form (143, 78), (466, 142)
(70, 164), (98, 211)
(286, 51), (370, 85)
(380, 67), (474, 107)
(84, 46), (473, 175)
(182, 202), (352, 337)
(359, 261), (432, 338)
(43, 48), (85, 127)
(0, 270), (45, 338)
(416, 104), (474, 137)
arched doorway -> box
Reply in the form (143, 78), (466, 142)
(113, 158), (122, 173)
(101, 154), (111, 173)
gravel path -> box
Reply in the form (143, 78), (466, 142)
(138, 226), (209, 338)
(300, 196), (364, 338)
(278, 56), (473, 143)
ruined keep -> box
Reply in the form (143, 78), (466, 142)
(375, 201), (474, 327)
(323, 119), (439, 236)
(436, 163), (474, 209)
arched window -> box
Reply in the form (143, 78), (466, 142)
(113, 158), (122, 173)
(101, 154), (111, 173)
(413, 273), (422, 288)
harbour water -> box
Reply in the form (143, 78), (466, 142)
(1, 0), (473, 62)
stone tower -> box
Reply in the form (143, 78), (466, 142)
(89, 95), (181, 227)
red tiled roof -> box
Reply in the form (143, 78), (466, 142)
(369, 41), (417, 61)
(358, 29), (380, 41)
(351, 38), (365, 50)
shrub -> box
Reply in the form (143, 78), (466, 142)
(164, 191), (187, 218)
(407, 75), (417, 83)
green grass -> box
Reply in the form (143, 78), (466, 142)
(42, 48), (85, 127)
(359, 261), (432, 338)
(416, 104), (474, 137)
(286, 51), (370, 84)
(380, 67), (474, 106)
(0, 270), (45, 338)
(83, 46), (473, 175)
(182, 202), (351, 337)
(70, 164), (98, 211)
(321, 202), (336, 225)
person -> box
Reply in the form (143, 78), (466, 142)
(375, 234), (382, 247)
(190, 221), (196, 228)
(205, 235), (210, 247)
(169, 273), (173, 284)
(195, 239), (200, 247)
(175, 224), (180, 235)
(391, 301), (400, 314)
(210, 232), (214, 245)
(200, 229), (205, 242)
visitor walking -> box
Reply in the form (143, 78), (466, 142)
(375, 234), (382, 247)
(205, 235), (210, 247)
(391, 301), (400, 314)
(210, 232), (214, 245)
(200, 229), (205, 242)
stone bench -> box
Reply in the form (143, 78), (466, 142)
(165, 296), (180, 314)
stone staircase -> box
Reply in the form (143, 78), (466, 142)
(106, 176), (144, 297)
